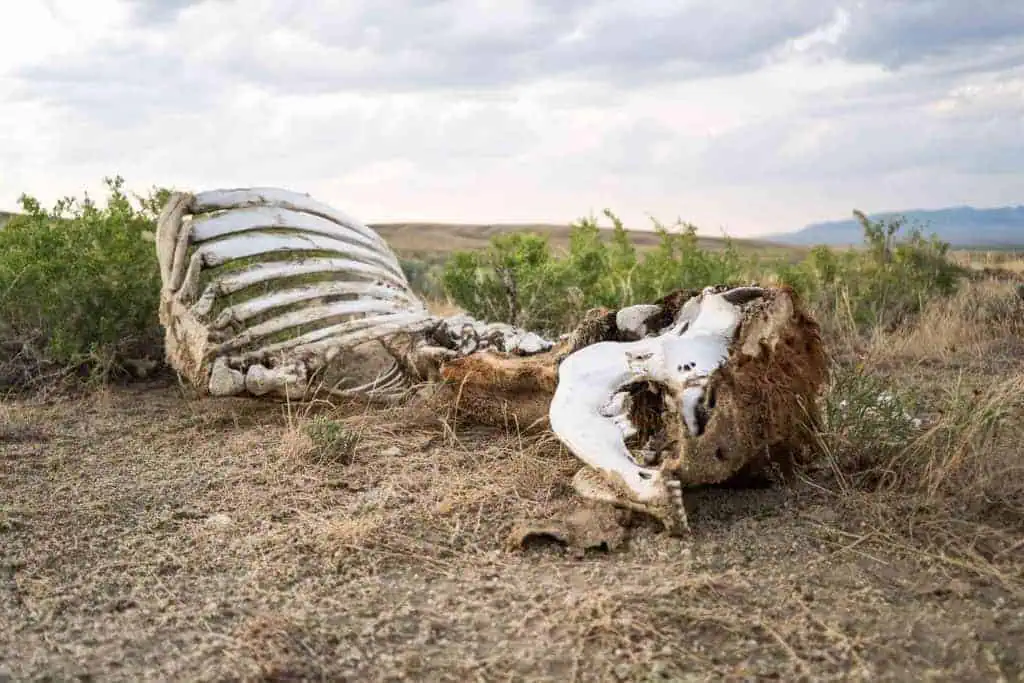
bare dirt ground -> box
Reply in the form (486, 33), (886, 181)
(3, 291), (1024, 681)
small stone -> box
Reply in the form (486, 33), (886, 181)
(204, 513), (233, 529)
(380, 446), (402, 458)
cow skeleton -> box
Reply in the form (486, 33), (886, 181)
(156, 187), (826, 533)
(155, 187), (552, 401)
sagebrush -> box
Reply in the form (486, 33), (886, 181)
(0, 176), (169, 386)
(440, 207), (964, 339)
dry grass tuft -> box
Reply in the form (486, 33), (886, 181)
(869, 279), (1024, 362)
(425, 297), (466, 317)
(806, 271), (1024, 595)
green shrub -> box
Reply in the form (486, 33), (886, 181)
(0, 173), (974, 392)
(441, 231), (577, 333)
(817, 363), (923, 486)
(399, 257), (447, 300)
(440, 210), (746, 334)
(0, 176), (167, 383)
(772, 211), (965, 336)
(440, 207), (964, 339)
(302, 415), (360, 465)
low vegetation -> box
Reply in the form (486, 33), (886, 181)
(2, 177), (1023, 680)
(0, 177), (167, 387)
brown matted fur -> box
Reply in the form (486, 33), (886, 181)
(662, 286), (829, 487)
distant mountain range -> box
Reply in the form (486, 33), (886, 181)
(767, 206), (1024, 248)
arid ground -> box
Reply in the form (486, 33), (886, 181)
(3, 275), (1024, 681)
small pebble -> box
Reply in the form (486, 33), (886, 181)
(204, 513), (233, 529)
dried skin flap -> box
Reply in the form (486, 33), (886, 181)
(669, 286), (828, 487)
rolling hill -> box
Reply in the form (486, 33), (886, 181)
(768, 206), (1024, 248)
(0, 209), (806, 263)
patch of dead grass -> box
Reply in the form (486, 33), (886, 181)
(866, 279), (1024, 363)
(805, 276), (1024, 596)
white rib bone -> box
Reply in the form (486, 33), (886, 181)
(190, 187), (391, 252)
(549, 289), (745, 505)
(186, 210), (405, 281)
(189, 206), (383, 253)
(226, 312), (436, 362)
(187, 258), (422, 318)
(157, 186), (552, 401)
(330, 362), (413, 398)
(213, 298), (414, 354)
(210, 282), (414, 329)
(184, 232), (405, 283)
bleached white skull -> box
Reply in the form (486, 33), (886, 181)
(548, 285), (769, 531)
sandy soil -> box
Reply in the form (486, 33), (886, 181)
(2, 369), (1021, 683)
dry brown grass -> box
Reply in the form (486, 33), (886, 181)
(952, 249), (1024, 272)
(872, 280), (1024, 362)
(2, 270), (1024, 681)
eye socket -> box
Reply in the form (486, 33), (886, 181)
(694, 403), (709, 436)
(693, 387), (718, 437)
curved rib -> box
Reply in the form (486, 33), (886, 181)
(214, 298), (418, 355)
(224, 312), (436, 363)
(191, 187), (391, 253)
(210, 281), (417, 329)
(187, 257), (422, 318)
(190, 205), (384, 254)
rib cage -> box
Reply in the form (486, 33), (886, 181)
(155, 186), (555, 401)
(156, 187), (436, 399)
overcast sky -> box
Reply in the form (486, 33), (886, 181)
(1, 1), (1022, 236)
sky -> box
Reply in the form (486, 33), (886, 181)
(1, 1), (1022, 237)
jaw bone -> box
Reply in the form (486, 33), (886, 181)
(548, 287), (760, 531)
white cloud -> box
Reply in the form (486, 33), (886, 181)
(1, 0), (1022, 237)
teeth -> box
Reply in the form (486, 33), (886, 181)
(665, 478), (689, 533)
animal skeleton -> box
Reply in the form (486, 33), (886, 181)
(156, 187), (828, 533)
(155, 187), (552, 401)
